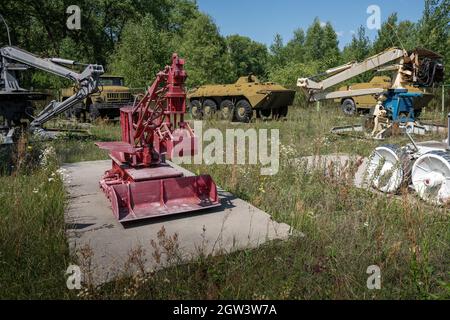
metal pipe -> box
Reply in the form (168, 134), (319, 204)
(49, 58), (78, 65)
(405, 131), (419, 152)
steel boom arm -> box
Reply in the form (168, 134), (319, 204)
(0, 46), (104, 130)
(297, 48), (406, 102)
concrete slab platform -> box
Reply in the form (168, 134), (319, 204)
(63, 160), (292, 284)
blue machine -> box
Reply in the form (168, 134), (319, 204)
(382, 89), (423, 123)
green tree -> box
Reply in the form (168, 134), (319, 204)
(342, 26), (373, 82)
(304, 18), (340, 68)
(109, 16), (173, 87)
(269, 61), (319, 88)
(284, 28), (306, 63)
(269, 61), (320, 106)
(165, 0), (199, 33)
(0, 0), (200, 88)
(226, 35), (268, 80)
(177, 14), (233, 87)
(269, 33), (287, 69)
(396, 21), (418, 50)
(321, 22), (341, 68)
(304, 18), (324, 62)
(342, 26), (371, 62)
(416, 0), (450, 78)
(371, 13), (415, 53)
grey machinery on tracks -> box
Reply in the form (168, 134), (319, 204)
(0, 45), (104, 145)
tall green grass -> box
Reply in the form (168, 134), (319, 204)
(0, 106), (448, 299)
(57, 107), (448, 300)
(0, 142), (72, 299)
(51, 119), (120, 163)
(87, 160), (449, 299)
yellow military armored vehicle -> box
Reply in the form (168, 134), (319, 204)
(334, 76), (434, 116)
(187, 75), (295, 122)
(61, 75), (133, 121)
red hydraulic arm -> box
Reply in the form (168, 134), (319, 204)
(96, 54), (219, 223)
(109, 53), (196, 167)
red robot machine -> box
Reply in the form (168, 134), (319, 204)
(96, 54), (219, 222)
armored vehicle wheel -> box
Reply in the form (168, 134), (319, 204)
(220, 100), (234, 121)
(341, 99), (356, 116)
(189, 100), (203, 120)
(235, 99), (253, 123)
(202, 99), (217, 119)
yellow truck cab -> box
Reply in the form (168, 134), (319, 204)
(334, 76), (433, 116)
(61, 75), (133, 121)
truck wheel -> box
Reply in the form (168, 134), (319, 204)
(220, 100), (234, 121)
(202, 99), (217, 119)
(89, 104), (101, 122)
(189, 100), (203, 120)
(341, 99), (356, 116)
(235, 99), (253, 123)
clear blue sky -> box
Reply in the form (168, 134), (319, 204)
(196, 0), (425, 49)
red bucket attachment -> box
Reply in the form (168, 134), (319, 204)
(107, 175), (220, 222)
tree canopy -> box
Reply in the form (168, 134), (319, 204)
(0, 0), (448, 89)
(226, 35), (269, 80)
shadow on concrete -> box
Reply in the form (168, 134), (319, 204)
(66, 222), (96, 230)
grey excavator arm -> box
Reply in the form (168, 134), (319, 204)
(0, 46), (104, 135)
